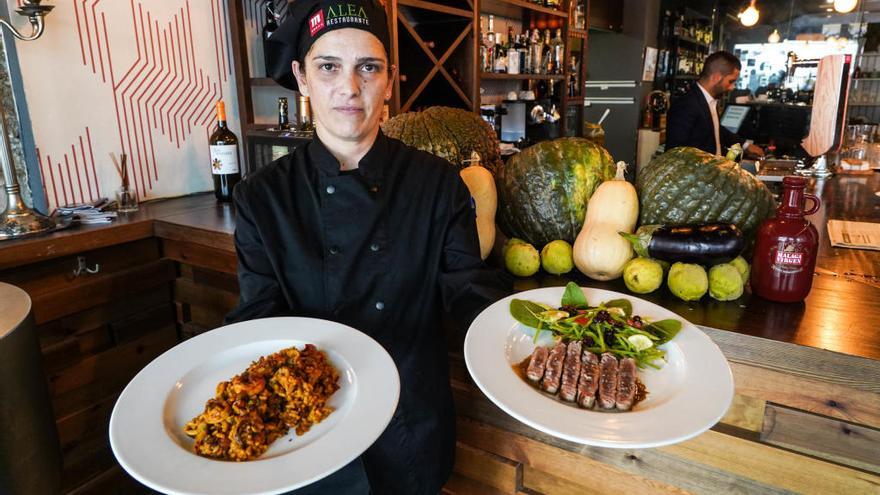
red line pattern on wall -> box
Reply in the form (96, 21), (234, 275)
(40, 0), (234, 207)
(37, 129), (103, 208)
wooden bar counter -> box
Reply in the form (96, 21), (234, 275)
(1, 174), (879, 494)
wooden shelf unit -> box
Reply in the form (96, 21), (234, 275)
(481, 72), (566, 80)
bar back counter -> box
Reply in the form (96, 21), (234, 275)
(1, 175), (878, 494)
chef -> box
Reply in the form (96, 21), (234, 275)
(224, 0), (511, 493)
(666, 51), (765, 159)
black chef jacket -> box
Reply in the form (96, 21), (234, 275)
(225, 130), (511, 494)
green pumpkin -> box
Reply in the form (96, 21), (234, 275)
(381, 106), (502, 173)
(637, 147), (775, 241)
(496, 138), (616, 247)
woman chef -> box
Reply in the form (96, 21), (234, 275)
(224, 0), (511, 493)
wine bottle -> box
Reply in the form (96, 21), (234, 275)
(261, 4), (279, 77)
(209, 100), (241, 202)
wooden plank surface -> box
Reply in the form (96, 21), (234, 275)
(731, 362), (880, 429)
(453, 442), (521, 493)
(30, 259), (176, 324)
(163, 239), (237, 274)
(704, 326), (880, 395)
(452, 384), (788, 494)
(661, 429), (880, 495)
(458, 417), (692, 495)
(50, 325), (178, 417)
(762, 404), (880, 474)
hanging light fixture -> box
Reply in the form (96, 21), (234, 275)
(833, 0), (858, 13)
(768, 28), (781, 43)
(739, 0), (760, 27)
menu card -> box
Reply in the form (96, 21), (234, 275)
(827, 219), (880, 251)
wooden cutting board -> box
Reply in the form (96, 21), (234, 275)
(802, 54), (851, 157)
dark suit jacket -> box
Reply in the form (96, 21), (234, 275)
(666, 85), (743, 154)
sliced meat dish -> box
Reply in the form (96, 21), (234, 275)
(616, 357), (637, 411)
(541, 342), (567, 394)
(576, 350), (600, 409)
(597, 352), (619, 410)
(559, 341), (582, 402)
(526, 346), (549, 382)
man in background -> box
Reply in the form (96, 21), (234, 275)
(666, 51), (765, 159)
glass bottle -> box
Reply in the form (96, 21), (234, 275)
(542, 29), (553, 74)
(277, 97), (290, 131)
(552, 29), (564, 75)
(750, 176), (822, 302)
(530, 29), (543, 75)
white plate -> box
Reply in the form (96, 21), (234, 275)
(464, 287), (733, 449)
(110, 317), (400, 495)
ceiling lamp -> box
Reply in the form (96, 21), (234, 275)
(768, 28), (781, 43)
(739, 1), (760, 27)
(833, 0), (858, 13)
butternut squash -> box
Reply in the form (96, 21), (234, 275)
(573, 161), (639, 280)
(459, 154), (497, 260)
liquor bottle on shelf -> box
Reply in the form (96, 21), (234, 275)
(530, 29), (543, 74)
(493, 25), (505, 73)
(261, 3), (278, 77)
(208, 100), (241, 202)
(552, 29), (564, 75)
(545, 0), (560, 9)
(297, 95), (314, 132)
(542, 29), (553, 74)
(483, 16), (496, 73)
(575, 2), (586, 30)
(277, 97), (290, 131)
(507, 28), (520, 74)
(522, 30), (533, 74)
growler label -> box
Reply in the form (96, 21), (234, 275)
(772, 242), (806, 272)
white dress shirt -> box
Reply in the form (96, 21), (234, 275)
(697, 83), (722, 156)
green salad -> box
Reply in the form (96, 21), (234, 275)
(510, 282), (682, 369)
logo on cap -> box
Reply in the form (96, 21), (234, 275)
(309, 10), (325, 36)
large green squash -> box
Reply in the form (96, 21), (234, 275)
(381, 106), (502, 173)
(496, 138), (616, 247)
(637, 147), (775, 240)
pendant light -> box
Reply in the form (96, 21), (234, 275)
(833, 0), (858, 14)
(739, 0), (760, 27)
(768, 28), (781, 43)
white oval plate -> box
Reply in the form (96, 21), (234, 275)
(110, 317), (400, 495)
(464, 287), (733, 449)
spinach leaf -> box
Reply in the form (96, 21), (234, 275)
(510, 299), (547, 329)
(603, 299), (633, 318)
(561, 282), (587, 308)
(645, 319), (682, 345)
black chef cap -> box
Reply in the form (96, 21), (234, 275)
(266, 0), (390, 92)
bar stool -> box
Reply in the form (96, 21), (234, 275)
(0, 282), (61, 495)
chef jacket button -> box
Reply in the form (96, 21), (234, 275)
(329, 246), (340, 255)
(370, 243), (380, 252)
(326, 185), (336, 194)
(375, 301), (385, 311)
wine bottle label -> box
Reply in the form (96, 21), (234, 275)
(210, 145), (240, 175)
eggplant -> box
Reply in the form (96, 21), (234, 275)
(620, 223), (744, 265)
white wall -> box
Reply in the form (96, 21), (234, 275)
(8, 0), (240, 210)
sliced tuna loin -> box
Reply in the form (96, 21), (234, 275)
(559, 341), (583, 402)
(616, 358), (638, 411)
(526, 346), (550, 382)
(541, 343), (567, 394)
(576, 350), (600, 409)
(597, 353), (619, 410)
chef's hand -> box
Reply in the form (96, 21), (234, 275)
(745, 145), (765, 159)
